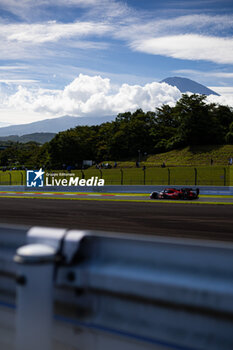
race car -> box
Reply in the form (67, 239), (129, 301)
(150, 187), (199, 200)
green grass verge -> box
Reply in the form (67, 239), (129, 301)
(101, 145), (233, 167)
(146, 145), (233, 166)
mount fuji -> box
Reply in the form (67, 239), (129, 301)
(161, 77), (220, 96)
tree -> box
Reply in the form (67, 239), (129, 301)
(171, 94), (224, 146)
(1, 94), (232, 168)
(225, 122), (233, 144)
(152, 105), (178, 151)
(48, 126), (98, 168)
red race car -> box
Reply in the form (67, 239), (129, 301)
(150, 188), (199, 200)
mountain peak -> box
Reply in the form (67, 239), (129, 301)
(161, 77), (220, 96)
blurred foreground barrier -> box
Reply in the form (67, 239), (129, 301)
(0, 225), (233, 350)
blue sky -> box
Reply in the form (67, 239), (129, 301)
(0, 0), (233, 125)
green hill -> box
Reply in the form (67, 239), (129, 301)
(146, 145), (233, 166)
(100, 145), (233, 167)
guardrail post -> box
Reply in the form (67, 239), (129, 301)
(168, 168), (170, 185)
(120, 168), (123, 185)
(14, 244), (56, 350)
(8, 172), (12, 185)
(194, 168), (197, 186)
(20, 172), (24, 185)
(143, 166), (146, 185)
(224, 167), (226, 186)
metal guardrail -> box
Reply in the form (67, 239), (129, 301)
(0, 166), (232, 186)
(0, 225), (233, 349)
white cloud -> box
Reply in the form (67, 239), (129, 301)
(2, 74), (182, 123)
(0, 0), (99, 19)
(130, 34), (233, 64)
(2, 74), (233, 125)
(174, 69), (233, 78)
(116, 14), (233, 42)
(0, 19), (112, 61)
(207, 87), (233, 97)
(66, 40), (110, 50)
(1, 21), (111, 44)
(0, 79), (38, 84)
(0, 0), (131, 22)
(1, 5), (233, 66)
(206, 94), (233, 107)
(0, 66), (27, 70)
(63, 74), (111, 102)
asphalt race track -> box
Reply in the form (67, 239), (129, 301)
(0, 197), (233, 242)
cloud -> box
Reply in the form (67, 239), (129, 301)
(0, 0), (97, 19)
(0, 65), (27, 70)
(0, 20), (112, 61)
(130, 34), (233, 64)
(208, 86), (233, 97)
(63, 74), (111, 102)
(113, 13), (233, 55)
(1, 21), (111, 44)
(206, 94), (233, 107)
(174, 69), (233, 79)
(3, 74), (181, 123)
(2, 74), (233, 125)
(114, 14), (233, 65)
(1, 0), (233, 110)
(1, 3), (233, 66)
(0, 79), (38, 84)
(116, 14), (233, 41)
(0, 0), (131, 22)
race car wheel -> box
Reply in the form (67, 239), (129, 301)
(150, 192), (158, 199)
